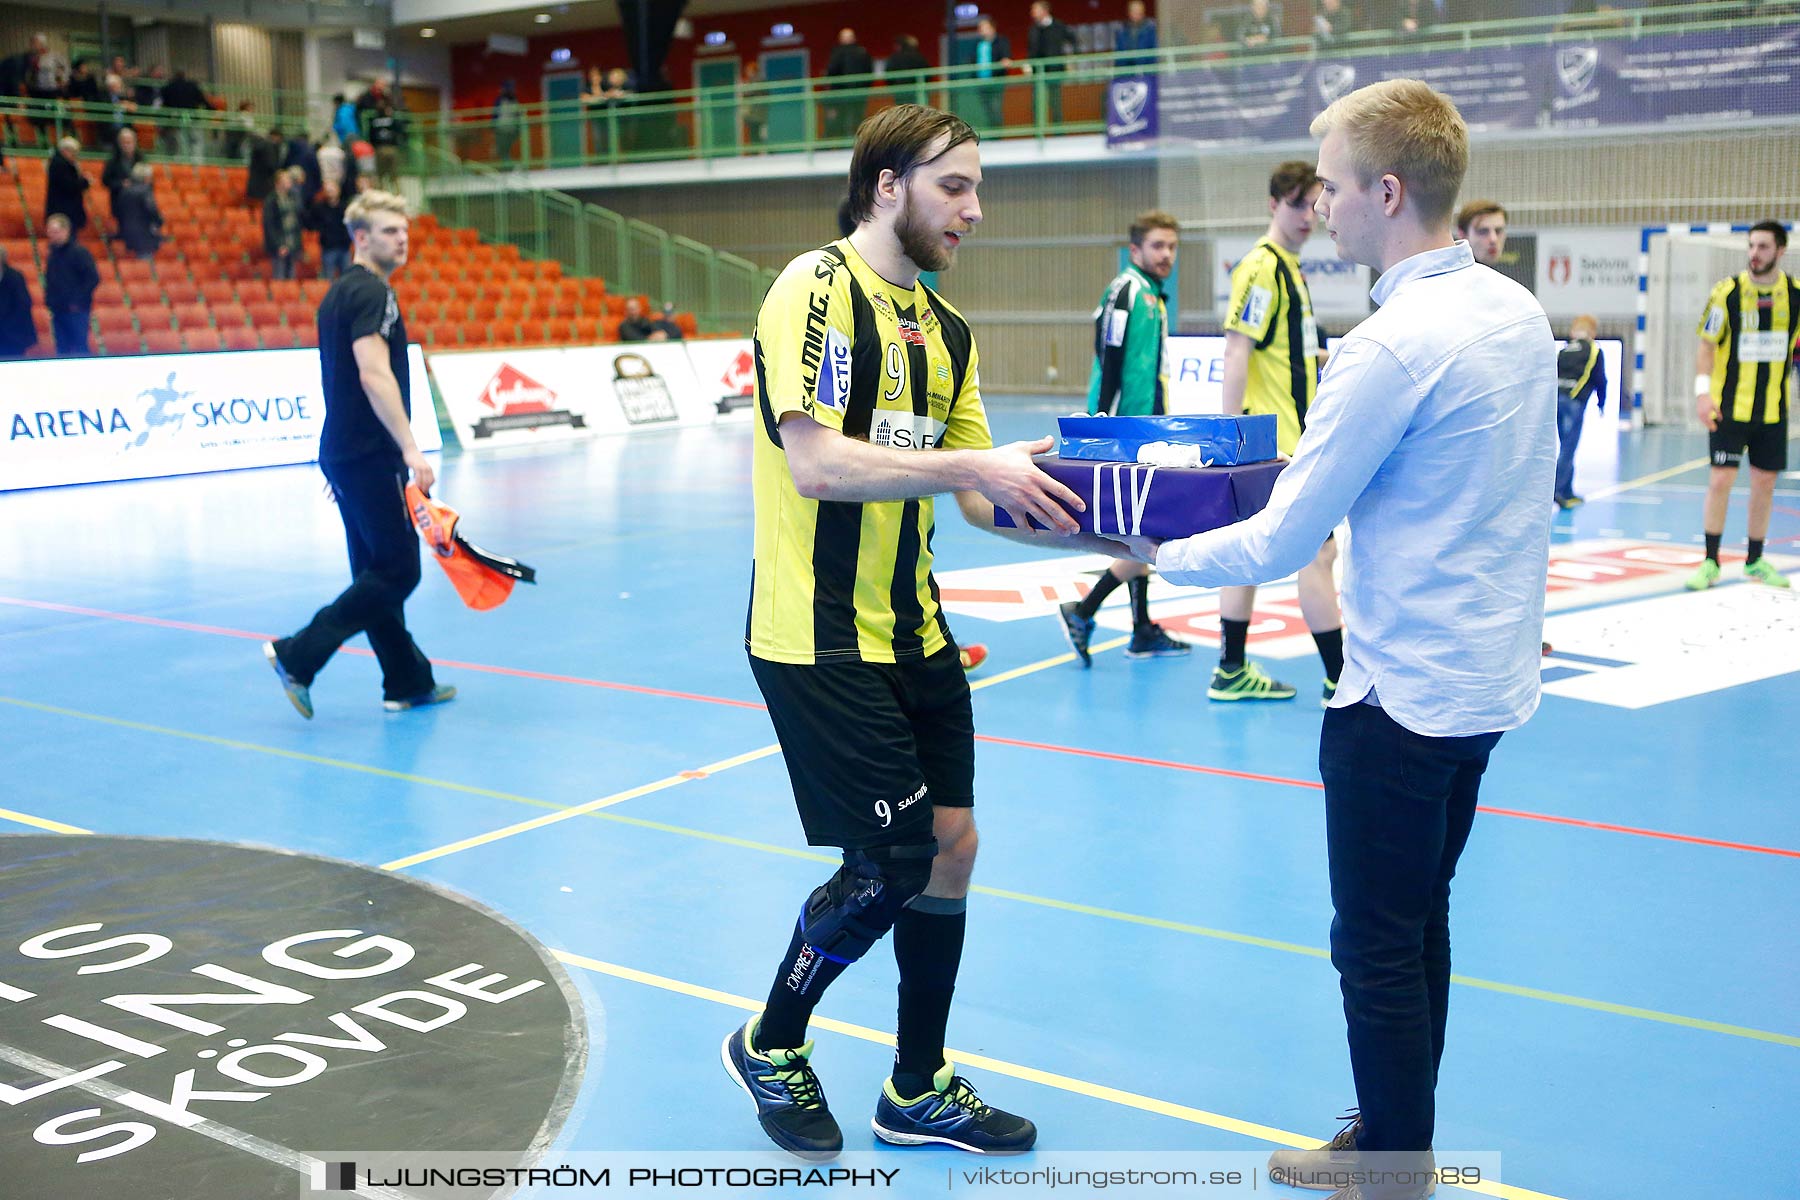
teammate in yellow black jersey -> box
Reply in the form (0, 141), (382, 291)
(1688, 220), (1796, 591)
(727, 104), (1129, 1160)
(1215, 161), (1344, 705)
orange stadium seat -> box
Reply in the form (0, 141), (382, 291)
(183, 328), (222, 352)
(95, 306), (136, 336)
(116, 260), (155, 284)
(281, 304), (312, 330)
(141, 329), (182, 355)
(98, 333), (141, 356)
(258, 326), (298, 349)
(246, 301), (282, 327)
(211, 303), (249, 328)
(573, 316), (602, 343)
(125, 281), (163, 306)
(221, 325), (261, 351)
(171, 303), (211, 329)
(134, 304), (174, 331)
(161, 278), (200, 305)
(199, 280), (238, 305)
(268, 280), (303, 303)
(293, 322), (318, 349)
(93, 281), (125, 308)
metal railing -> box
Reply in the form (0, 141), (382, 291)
(415, 145), (776, 335)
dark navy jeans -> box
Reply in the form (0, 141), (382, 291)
(1319, 701), (1502, 1156)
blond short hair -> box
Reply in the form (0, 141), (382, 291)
(1570, 313), (1598, 337)
(344, 189), (409, 235)
(1309, 79), (1468, 227)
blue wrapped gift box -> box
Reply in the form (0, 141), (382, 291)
(1056, 413), (1279, 466)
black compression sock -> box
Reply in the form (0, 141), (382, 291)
(1128, 574), (1152, 632)
(1704, 532), (1722, 564)
(891, 900), (966, 1093)
(1219, 618), (1250, 671)
(755, 920), (851, 1052)
(1075, 568), (1125, 620)
(1748, 538), (1764, 564)
(1312, 627), (1345, 684)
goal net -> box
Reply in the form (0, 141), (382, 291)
(1639, 229), (1746, 426)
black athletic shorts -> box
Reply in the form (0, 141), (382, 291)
(749, 645), (975, 851)
(1709, 420), (1788, 472)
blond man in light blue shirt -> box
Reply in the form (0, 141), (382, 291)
(1118, 79), (1555, 1200)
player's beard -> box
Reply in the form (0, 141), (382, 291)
(896, 192), (954, 274)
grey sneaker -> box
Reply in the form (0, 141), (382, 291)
(1268, 1111), (1363, 1190)
(262, 642), (312, 720)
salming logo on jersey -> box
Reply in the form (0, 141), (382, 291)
(1699, 270), (1798, 426)
(749, 239), (992, 665)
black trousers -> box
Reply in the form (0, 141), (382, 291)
(276, 455), (434, 701)
(1319, 701), (1502, 1155)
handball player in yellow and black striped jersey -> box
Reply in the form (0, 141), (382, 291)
(725, 104), (1128, 1159)
(1688, 219), (1796, 591)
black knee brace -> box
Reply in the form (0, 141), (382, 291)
(797, 841), (937, 964)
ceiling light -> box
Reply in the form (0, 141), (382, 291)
(419, 27), (436, 37)
(535, 13), (551, 22)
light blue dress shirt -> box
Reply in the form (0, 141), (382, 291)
(1155, 241), (1556, 738)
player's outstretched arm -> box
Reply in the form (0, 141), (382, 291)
(780, 416), (1085, 534)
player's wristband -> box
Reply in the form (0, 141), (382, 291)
(1694, 373), (1712, 398)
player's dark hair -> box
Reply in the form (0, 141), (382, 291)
(1269, 160), (1318, 202)
(1749, 220), (1787, 249)
(844, 105), (978, 228)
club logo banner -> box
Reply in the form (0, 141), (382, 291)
(0, 345), (439, 492)
(1111, 26), (1800, 148)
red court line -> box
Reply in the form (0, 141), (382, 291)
(6, 595), (1795, 859)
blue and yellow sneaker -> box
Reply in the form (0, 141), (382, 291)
(721, 1017), (842, 1159)
(383, 685), (457, 713)
(871, 1060), (1036, 1153)
(262, 641), (313, 720)
(1058, 601), (1095, 668)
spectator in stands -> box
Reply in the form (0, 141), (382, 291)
(368, 100), (405, 189)
(1392, 0), (1437, 37)
(100, 71), (137, 145)
(618, 297), (657, 342)
(318, 135), (346, 189)
(45, 137), (88, 235)
(25, 33), (68, 143)
(1240, 0), (1276, 48)
(1024, 2), (1077, 125)
(133, 64), (166, 109)
(114, 162), (163, 259)
(264, 168), (305, 280)
(355, 78), (388, 119)
(247, 126), (285, 204)
(1314, 0), (1359, 43)
(653, 301), (684, 341)
(226, 100), (257, 160)
(64, 58), (100, 104)
(332, 92), (360, 144)
(159, 67), (211, 159)
(885, 35), (930, 109)
(741, 61), (768, 151)
(287, 129), (323, 198)
(583, 66), (620, 158)
(0, 243), (36, 358)
(102, 127), (142, 201)
(310, 178), (352, 279)
(108, 54), (133, 83)
(969, 17), (1013, 133)
(493, 78), (524, 164)
(1116, 1), (1158, 70)
(42, 214), (98, 356)
(824, 28), (874, 140)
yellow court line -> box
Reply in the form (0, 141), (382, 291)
(1584, 455), (1709, 500)
(0, 806), (91, 835)
(10, 695), (1797, 1048)
(969, 635), (1130, 690)
(551, 949), (1569, 1200)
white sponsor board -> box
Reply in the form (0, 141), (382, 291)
(1212, 235), (1372, 320)
(1165, 335), (1227, 414)
(683, 338), (758, 420)
(431, 343), (723, 447)
(1533, 226), (1643, 318)
(0, 345), (439, 492)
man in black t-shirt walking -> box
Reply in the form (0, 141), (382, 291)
(263, 190), (452, 719)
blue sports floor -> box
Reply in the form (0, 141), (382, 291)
(1, 401), (1795, 1200)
